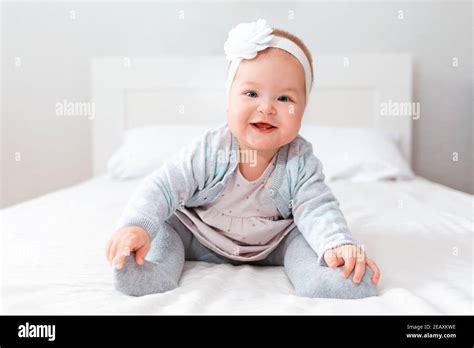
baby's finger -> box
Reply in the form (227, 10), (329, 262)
(115, 245), (131, 270)
(108, 239), (118, 265)
(105, 239), (112, 261)
(352, 258), (366, 284)
(115, 233), (140, 268)
(324, 249), (338, 268)
(335, 254), (345, 267)
(135, 243), (149, 266)
(366, 258), (381, 284)
(342, 256), (356, 278)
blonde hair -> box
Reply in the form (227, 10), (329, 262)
(271, 28), (314, 89)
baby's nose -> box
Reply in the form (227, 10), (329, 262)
(257, 102), (276, 115)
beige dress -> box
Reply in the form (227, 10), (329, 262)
(173, 154), (296, 261)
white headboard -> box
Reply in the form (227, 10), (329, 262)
(91, 54), (412, 176)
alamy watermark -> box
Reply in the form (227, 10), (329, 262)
(217, 148), (257, 167)
(18, 322), (55, 341)
(380, 99), (420, 120)
(55, 99), (95, 120)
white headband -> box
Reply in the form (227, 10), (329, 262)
(224, 18), (313, 105)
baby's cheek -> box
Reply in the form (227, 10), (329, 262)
(234, 114), (253, 130)
(288, 103), (305, 119)
(235, 116), (249, 129)
(281, 118), (303, 140)
(286, 104), (296, 115)
(227, 109), (241, 126)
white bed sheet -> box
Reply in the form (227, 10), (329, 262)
(1, 175), (472, 315)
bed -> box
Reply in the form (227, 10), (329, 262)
(1, 54), (472, 315)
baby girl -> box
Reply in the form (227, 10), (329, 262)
(106, 19), (381, 298)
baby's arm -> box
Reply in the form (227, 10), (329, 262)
(115, 135), (208, 242)
(291, 141), (381, 284)
(291, 141), (356, 266)
(107, 134), (211, 268)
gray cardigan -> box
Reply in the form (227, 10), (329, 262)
(116, 122), (356, 265)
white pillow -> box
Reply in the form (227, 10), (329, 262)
(107, 123), (414, 182)
(299, 125), (414, 182)
(106, 123), (219, 180)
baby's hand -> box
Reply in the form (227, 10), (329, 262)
(323, 244), (380, 285)
(106, 226), (151, 269)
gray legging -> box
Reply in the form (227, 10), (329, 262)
(113, 214), (377, 299)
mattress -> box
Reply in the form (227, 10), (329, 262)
(1, 175), (472, 314)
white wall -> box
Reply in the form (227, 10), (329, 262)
(1, 1), (472, 208)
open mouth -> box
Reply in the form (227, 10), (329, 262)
(250, 122), (277, 132)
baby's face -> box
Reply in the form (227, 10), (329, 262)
(227, 48), (306, 153)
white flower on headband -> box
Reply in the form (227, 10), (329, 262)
(224, 18), (274, 61)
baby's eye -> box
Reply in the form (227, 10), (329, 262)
(245, 90), (258, 98)
(278, 95), (291, 102)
